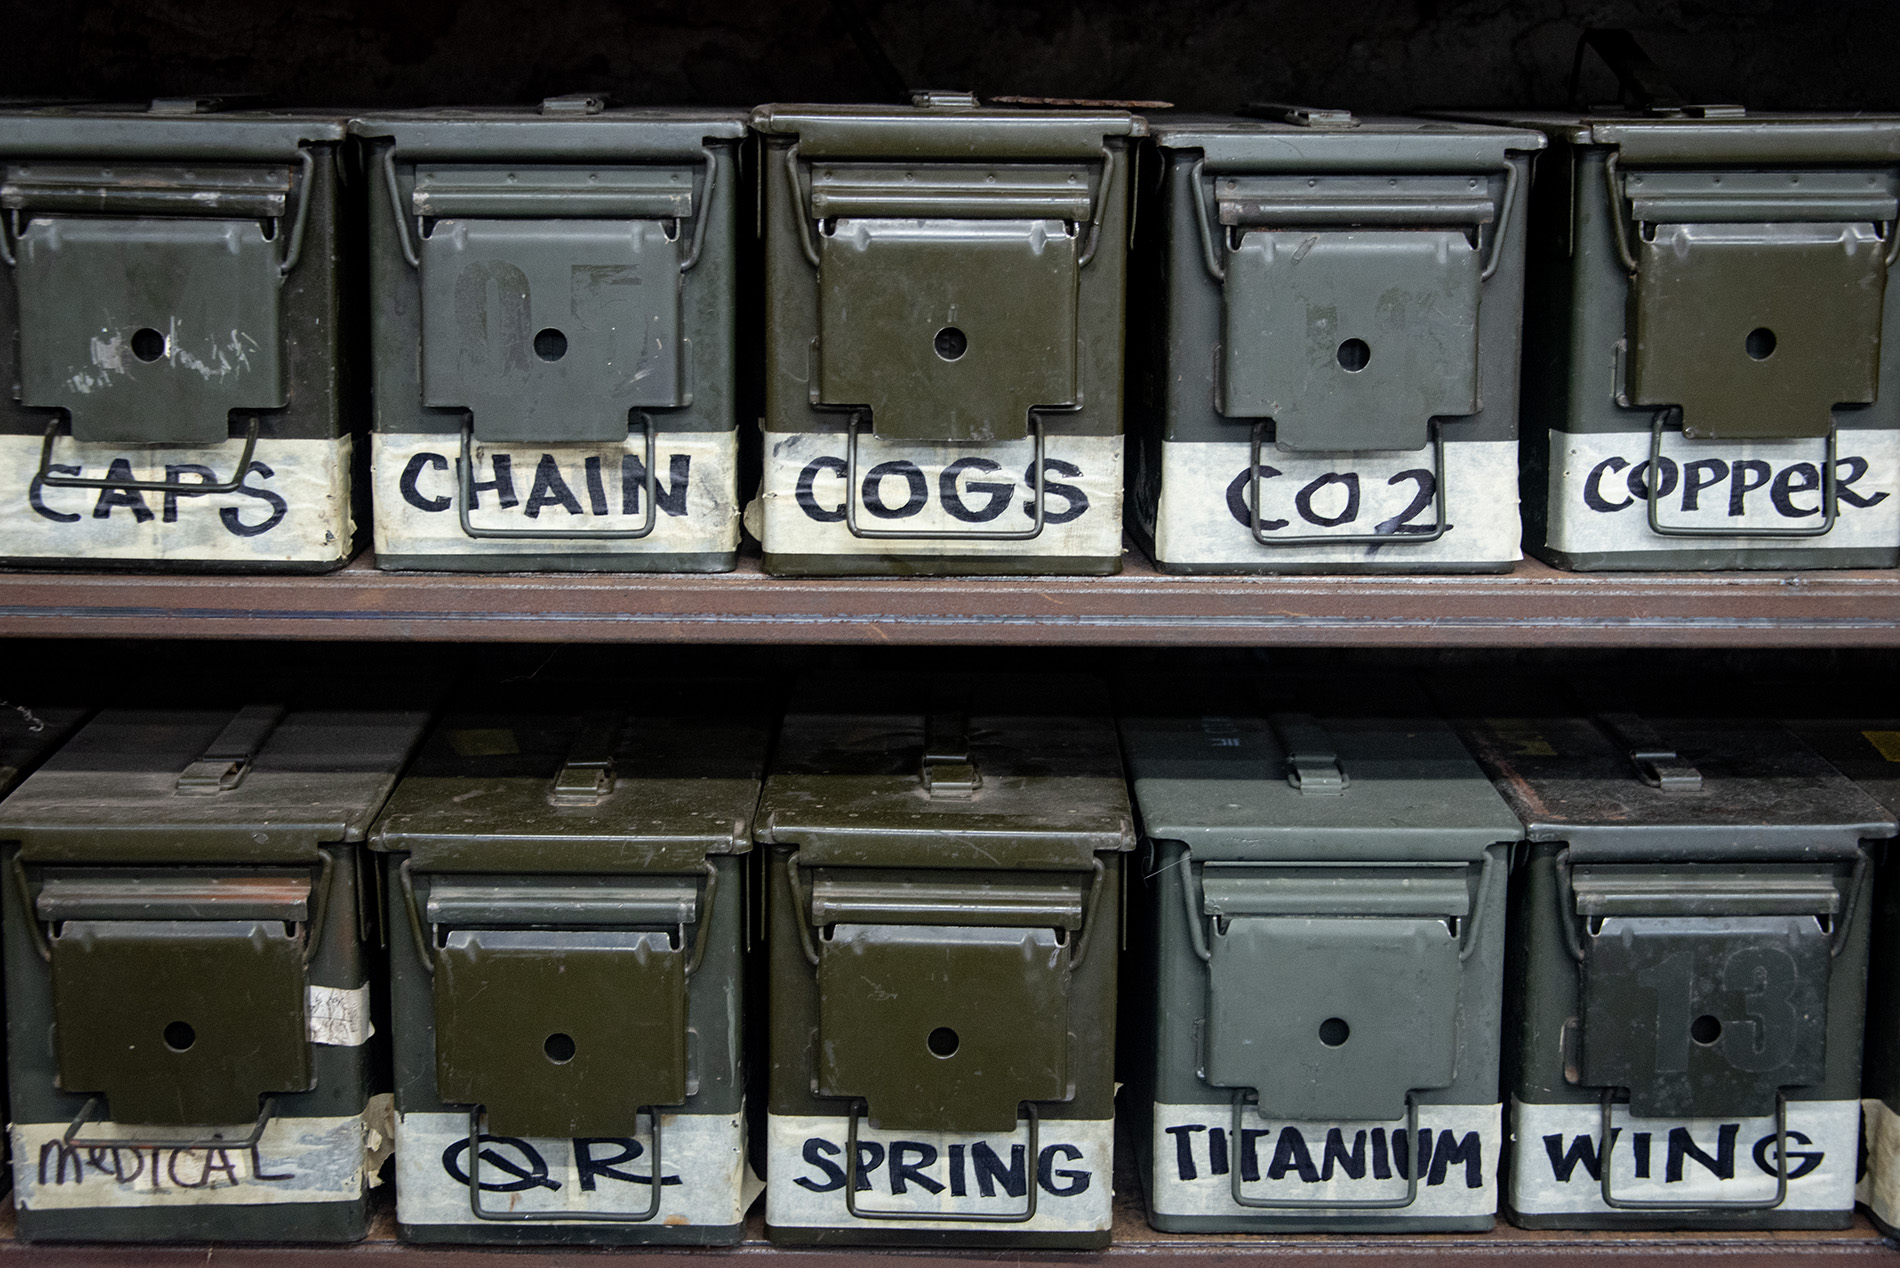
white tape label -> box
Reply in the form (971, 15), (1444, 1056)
(1147, 1101), (1499, 1219)
(306, 984), (372, 1048)
(11, 1112), (368, 1210)
(1151, 439), (1520, 567)
(370, 431), (740, 559)
(758, 433), (1122, 559)
(1543, 429), (1900, 555)
(393, 1108), (748, 1228)
(1509, 1097), (1857, 1215)
(765, 1111), (1111, 1232)
(0, 433), (351, 562)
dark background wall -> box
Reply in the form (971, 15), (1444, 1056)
(0, 0), (1888, 115)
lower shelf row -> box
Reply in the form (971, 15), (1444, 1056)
(0, 668), (1896, 1249)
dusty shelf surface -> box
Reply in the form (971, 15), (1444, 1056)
(0, 549), (1894, 646)
(0, 1185), (1889, 1266)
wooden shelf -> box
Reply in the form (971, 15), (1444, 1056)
(0, 1189), (1888, 1266)
(0, 551), (1895, 646)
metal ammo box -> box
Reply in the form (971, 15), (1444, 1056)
(1129, 112), (1543, 574)
(369, 691), (769, 1244)
(0, 698), (428, 1242)
(1458, 711), (1896, 1228)
(353, 102), (748, 572)
(1434, 35), (1900, 570)
(1779, 719), (1900, 1236)
(0, 101), (359, 571)
(751, 96), (1143, 576)
(758, 677), (1132, 1246)
(1119, 705), (1520, 1230)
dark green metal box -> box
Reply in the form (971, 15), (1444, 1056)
(369, 694), (768, 1243)
(751, 96), (1142, 576)
(757, 678), (1132, 1246)
(0, 700), (428, 1242)
(1129, 113), (1543, 574)
(1432, 93), (1900, 570)
(1780, 720), (1900, 1236)
(1459, 712), (1895, 1228)
(352, 103), (748, 573)
(1120, 708), (1520, 1230)
(0, 101), (361, 571)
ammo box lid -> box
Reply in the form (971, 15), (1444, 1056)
(0, 704), (430, 862)
(1149, 112), (1544, 169)
(1783, 720), (1900, 818)
(1459, 714), (1897, 859)
(756, 676), (1133, 868)
(349, 104), (747, 159)
(371, 701), (770, 871)
(1431, 109), (1900, 163)
(751, 98), (1144, 158)
(0, 102), (347, 159)
(1121, 713), (1521, 861)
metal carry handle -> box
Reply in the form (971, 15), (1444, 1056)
(465, 1105), (663, 1223)
(1643, 410), (1839, 540)
(456, 414), (657, 541)
(1191, 156), (1520, 285)
(35, 417), (261, 496)
(399, 856), (717, 979)
(843, 413), (1048, 542)
(383, 145), (719, 275)
(844, 1099), (1040, 1224)
(1597, 1088), (1789, 1212)
(63, 1095), (276, 1152)
(1248, 419), (1450, 547)
(1229, 1091), (1420, 1211)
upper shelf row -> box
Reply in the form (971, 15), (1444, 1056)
(3, 78), (1897, 582)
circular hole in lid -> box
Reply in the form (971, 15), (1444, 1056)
(1691, 1014), (1723, 1046)
(131, 327), (166, 362)
(163, 1021), (196, 1052)
(533, 328), (569, 362)
(544, 1032), (577, 1064)
(1745, 327), (1777, 361)
(934, 326), (968, 361)
(1318, 1017), (1351, 1048)
(927, 1026), (960, 1058)
(1336, 338), (1370, 372)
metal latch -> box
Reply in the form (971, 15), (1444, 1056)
(1561, 861), (1837, 1119)
(175, 704), (285, 795)
(1597, 713), (1702, 792)
(1208, 172), (1497, 453)
(911, 90), (979, 110)
(549, 712), (622, 806)
(7, 159), (306, 447)
(1271, 713), (1346, 796)
(540, 94), (607, 116)
(33, 862), (336, 1127)
(1198, 864), (1472, 1122)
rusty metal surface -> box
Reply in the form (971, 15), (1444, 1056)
(0, 551), (1892, 646)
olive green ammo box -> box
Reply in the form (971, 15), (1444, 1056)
(752, 96), (1142, 576)
(370, 693), (768, 1243)
(758, 678), (1132, 1246)
(0, 700), (428, 1242)
(0, 101), (360, 571)
(353, 101), (748, 572)
(1120, 707), (1519, 1231)
(1459, 712), (1895, 1229)
(1780, 720), (1900, 1237)
(1435, 39), (1900, 571)
(1130, 112), (1543, 574)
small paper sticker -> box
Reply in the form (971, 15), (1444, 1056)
(1862, 731), (1900, 763)
(307, 984), (372, 1048)
(447, 728), (519, 758)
